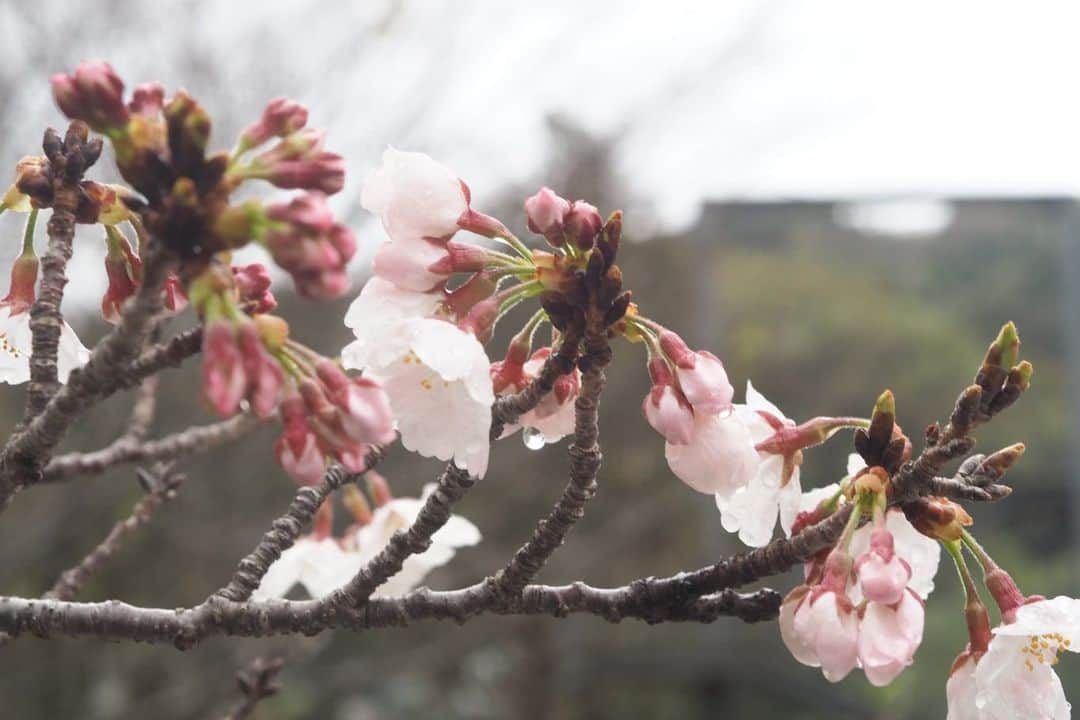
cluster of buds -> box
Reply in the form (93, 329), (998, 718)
(780, 405), (934, 687)
(214, 192), (357, 299)
(48, 61), (354, 299)
(274, 360), (394, 486)
(9, 126), (138, 229)
(524, 186), (603, 251)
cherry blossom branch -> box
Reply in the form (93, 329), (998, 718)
(222, 656), (285, 720)
(492, 310), (608, 597)
(0, 464), (184, 648)
(42, 411), (260, 483)
(213, 449), (390, 603)
(45, 465), (184, 602)
(0, 242), (174, 504)
(326, 461), (476, 608)
(104, 325), (203, 395)
(491, 322), (583, 429)
(25, 124), (101, 419)
(0, 582), (779, 647)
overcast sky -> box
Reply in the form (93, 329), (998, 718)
(1, 0), (1077, 306)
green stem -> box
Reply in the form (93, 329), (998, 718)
(20, 208), (39, 256)
(495, 232), (533, 262)
(960, 530), (998, 574)
(944, 540), (981, 604)
(837, 497), (865, 548)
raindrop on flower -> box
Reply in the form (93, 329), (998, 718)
(523, 426), (546, 450)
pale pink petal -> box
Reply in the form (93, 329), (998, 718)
(665, 412), (757, 498)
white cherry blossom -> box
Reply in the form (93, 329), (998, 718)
(344, 316), (493, 477)
(964, 596), (1080, 720)
(353, 484), (482, 596)
(252, 485), (481, 601)
(665, 410), (757, 499)
(0, 305), (89, 385)
(361, 147), (467, 241)
(715, 382), (800, 546)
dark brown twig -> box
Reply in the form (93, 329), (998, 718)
(223, 656), (285, 720)
(43, 411), (259, 483)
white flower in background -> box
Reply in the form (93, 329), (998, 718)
(962, 596), (1080, 719)
(362, 147), (467, 241)
(251, 536), (357, 600)
(252, 485), (481, 601)
(0, 305), (89, 385)
(715, 381), (800, 547)
(353, 483), (482, 597)
(344, 316), (494, 478)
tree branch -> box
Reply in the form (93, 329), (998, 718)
(0, 242), (174, 505)
(492, 309), (608, 597)
(223, 656), (284, 720)
(25, 124), (100, 419)
(45, 465), (184, 602)
(42, 411), (260, 483)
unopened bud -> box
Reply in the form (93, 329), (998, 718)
(904, 496), (973, 541)
(253, 313), (290, 351)
(979, 443), (1025, 478)
(565, 201), (603, 250)
(597, 210), (622, 267)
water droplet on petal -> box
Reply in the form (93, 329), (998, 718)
(523, 426), (546, 450)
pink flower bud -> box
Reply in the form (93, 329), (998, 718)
(201, 320), (247, 417)
(128, 83), (165, 117)
(659, 331), (733, 415)
(785, 586), (860, 683)
(233, 264), (277, 314)
(263, 153), (346, 195)
(51, 61), (130, 132)
(642, 357), (695, 444)
(264, 193), (356, 298)
(237, 321), (285, 418)
(315, 359), (395, 445)
(101, 251), (138, 324)
(2, 254), (39, 311)
(162, 274), (188, 313)
(564, 201), (603, 250)
(239, 98), (309, 151)
(275, 394), (327, 486)
(855, 527), (912, 605)
(525, 187), (571, 247)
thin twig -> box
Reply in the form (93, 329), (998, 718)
(45, 465), (185, 602)
(43, 411), (260, 483)
(223, 656), (285, 720)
